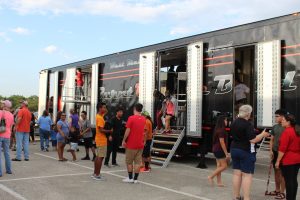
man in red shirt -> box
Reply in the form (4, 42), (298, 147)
(75, 68), (84, 100)
(12, 100), (32, 161)
(122, 103), (146, 183)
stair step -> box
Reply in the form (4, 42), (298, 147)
(153, 140), (176, 145)
(151, 156), (167, 161)
(152, 148), (172, 153)
(151, 159), (164, 165)
(154, 134), (179, 139)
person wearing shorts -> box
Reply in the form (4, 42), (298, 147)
(80, 111), (96, 161)
(56, 113), (69, 161)
(268, 109), (287, 199)
(92, 103), (112, 181)
(230, 105), (269, 200)
(122, 103), (146, 183)
(67, 127), (79, 161)
(141, 111), (153, 172)
(208, 116), (229, 187)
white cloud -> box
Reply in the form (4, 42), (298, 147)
(43, 45), (58, 54)
(0, 32), (11, 42)
(1, 0), (300, 35)
(11, 27), (30, 35)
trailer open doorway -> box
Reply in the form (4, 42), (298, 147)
(156, 47), (187, 129)
(234, 46), (255, 118)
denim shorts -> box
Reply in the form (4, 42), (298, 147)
(231, 148), (256, 174)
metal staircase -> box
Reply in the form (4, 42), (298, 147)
(257, 136), (271, 154)
(151, 127), (185, 168)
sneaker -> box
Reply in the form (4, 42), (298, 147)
(140, 167), (150, 173)
(133, 180), (138, 184)
(112, 163), (120, 167)
(6, 171), (12, 174)
(90, 174), (96, 178)
(24, 159), (29, 161)
(81, 156), (90, 160)
(122, 177), (134, 183)
(11, 158), (21, 161)
(93, 175), (106, 181)
(104, 163), (111, 168)
(45, 148), (49, 152)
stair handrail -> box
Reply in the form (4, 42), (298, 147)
(162, 127), (185, 168)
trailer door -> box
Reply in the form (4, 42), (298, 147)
(187, 42), (203, 137)
(90, 63), (99, 127)
(256, 40), (281, 128)
(38, 70), (49, 117)
(52, 71), (59, 122)
(139, 52), (156, 116)
(63, 68), (76, 117)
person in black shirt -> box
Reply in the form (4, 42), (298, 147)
(104, 107), (124, 166)
(230, 105), (269, 200)
(153, 90), (165, 131)
(67, 126), (79, 162)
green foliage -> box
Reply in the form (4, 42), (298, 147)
(0, 95), (38, 112)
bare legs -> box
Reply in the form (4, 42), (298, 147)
(232, 170), (253, 200)
(57, 142), (66, 161)
(208, 159), (228, 186)
(94, 157), (104, 176)
(274, 168), (286, 193)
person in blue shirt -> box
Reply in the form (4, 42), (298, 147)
(50, 124), (58, 151)
(37, 110), (53, 152)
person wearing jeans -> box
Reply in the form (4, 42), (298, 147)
(38, 110), (52, 151)
(12, 100), (32, 162)
(0, 100), (14, 176)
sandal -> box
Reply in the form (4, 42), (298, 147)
(275, 193), (285, 199)
(265, 191), (280, 196)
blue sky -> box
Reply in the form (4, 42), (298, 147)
(0, 0), (299, 97)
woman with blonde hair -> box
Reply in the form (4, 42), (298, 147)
(230, 105), (270, 200)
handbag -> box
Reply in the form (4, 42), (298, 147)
(0, 111), (7, 133)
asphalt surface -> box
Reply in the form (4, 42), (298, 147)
(0, 143), (299, 200)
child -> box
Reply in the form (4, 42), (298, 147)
(50, 124), (58, 151)
(67, 127), (79, 161)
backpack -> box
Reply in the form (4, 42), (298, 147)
(0, 111), (6, 133)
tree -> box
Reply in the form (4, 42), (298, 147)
(0, 95), (38, 112)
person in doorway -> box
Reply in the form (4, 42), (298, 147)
(0, 100), (14, 176)
(140, 111), (153, 173)
(234, 78), (250, 106)
(56, 113), (69, 161)
(12, 100), (32, 162)
(48, 96), (54, 116)
(104, 107), (124, 167)
(275, 114), (300, 200)
(92, 102), (112, 181)
(208, 115), (230, 187)
(122, 103), (146, 183)
(268, 109), (287, 199)
(153, 90), (165, 132)
(163, 94), (176, 134)
(80, 111), (96, 161)
(167, 65), (176, 94)
(230, 105), (270, 200)
(38, 110), (53, 152)
(75, 68), (84, 100)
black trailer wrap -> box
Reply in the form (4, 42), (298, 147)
(41, 13), (300, 156)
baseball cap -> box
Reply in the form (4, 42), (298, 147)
(20, 100), (28, 106)
(1, 100), (12, 108)
(142, 110), (150, 117)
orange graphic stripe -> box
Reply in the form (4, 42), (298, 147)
(204, 61), (234, 67)
(101, 68), (139, 76)
(100, 74), (139, 81)
(282, 53), (300, 58)
(282, 44), (300, 49)
(204, 54), (233, 61)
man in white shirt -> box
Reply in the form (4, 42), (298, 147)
(234, 79), (250, 105)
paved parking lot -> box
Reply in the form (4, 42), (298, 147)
(0, 144), (299, 200)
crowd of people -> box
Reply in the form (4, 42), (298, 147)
(0, 97), (299, 199)
(209, 105), (300, 200)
